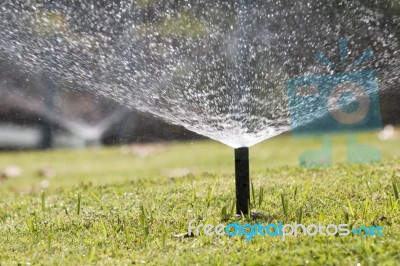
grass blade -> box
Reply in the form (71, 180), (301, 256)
(41, 191), (46, 212)
(347, 199), (355, 216)
(207, 178), (219, 206)
(90, 192), (107, 210)
(139, 205), (149, 238)
(281, 193), (288, 217)
(230, 200), (235, 217)
(220, 205), (227, 221)
(393, 181), (399, 201)
(258, 187), (264, 208)
(77, 194), (81, 215)
(297, 207), (303, 223)
(251, 179), (255, 208)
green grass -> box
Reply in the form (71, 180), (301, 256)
(0, 132), (400, 265)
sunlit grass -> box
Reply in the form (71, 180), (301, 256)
(0, 131), (399, 265)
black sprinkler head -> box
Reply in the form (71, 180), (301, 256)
(234, 147), (250, 215)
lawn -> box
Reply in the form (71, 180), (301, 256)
(0, 131), (400, 265)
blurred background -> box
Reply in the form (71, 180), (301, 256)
(0, 78), (202, 150)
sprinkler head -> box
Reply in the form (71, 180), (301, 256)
(234, 147), (250, 215)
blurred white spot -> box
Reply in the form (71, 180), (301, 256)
(0, 166), (22, 179)
(40, 180), (49, 189)
(378, 125), (399, 140)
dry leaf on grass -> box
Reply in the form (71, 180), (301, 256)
(37, 167), (56, 178)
